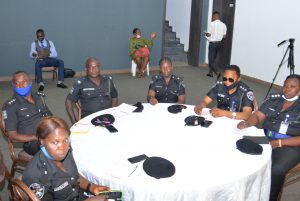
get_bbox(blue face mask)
[41,146,54,160]
[13,81,32,97]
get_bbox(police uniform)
[67,76,118,118]
[22,150,81,201]
[148,75,185,103]
[206,81,254,112]
[2,92,52,155]
[258,93,300,201]
[259,93,300,137]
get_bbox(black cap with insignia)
[91,114,115,126]
[167,104,187,114]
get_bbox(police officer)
[66,57,118,124]
[2,71,52,156]
[22,116,109,201]
[147,57,185,105]
[238,74,300,201]
[194,65,254,120]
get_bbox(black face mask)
[224,81,239,91]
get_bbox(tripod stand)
[265,38,295,99]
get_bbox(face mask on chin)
[136,35,141,39]
[13,81,32,97]
[282,94,299,102]
[224,81,239,91]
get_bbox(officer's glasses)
[223,77,235,83]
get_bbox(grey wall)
[0,0,164,77]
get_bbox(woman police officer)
[237,74,300,201]
[22,116,109,201]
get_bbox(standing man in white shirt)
[205,11,227,78]
[30,29,67,91]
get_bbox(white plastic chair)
[131,60,149,77]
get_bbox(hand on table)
[210,108,227,118]
[194,105,203,115]
[237,121,250,130]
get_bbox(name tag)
[82,88,95,91]
[54,181,69,192]
[279,122,289,134]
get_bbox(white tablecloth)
[71,103,271,201]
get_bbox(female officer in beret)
[22,116,109,201]
[237,74,300,201]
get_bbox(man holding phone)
[205,11,227,78]
[194,65,254,120]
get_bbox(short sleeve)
[109,79,118,98]
[259,98,272,115]
[206,84,219,100]
[148,76,157,91]
[178,79,185,96]
[66,80,81,102]
[2,103,17,131]
[241,90,254,108]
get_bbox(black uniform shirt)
[260,93,300,136]
[67,76,118,118]
[149,75,185,103]
[207,81,254,112]
[2,92,52,134]
[22,150,80,201]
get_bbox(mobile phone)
[128,154,149,164]
[105,125,118,133]
[201,120,213,128]
[243,136,269,144]
[97,190,122,200]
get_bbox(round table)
[71,103,271,201]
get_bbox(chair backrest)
[277,162,300,201]
[10,179,40,201]
[0,111,18,163]
[0,109,33,178]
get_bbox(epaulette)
[36,91,46,97]
[102,75,112,80]
[269,93,281,99]
[7,98,16,105]
[76,77,86,85]
[172,75,183,81]
[152,75,163,81]
[238,85,248,92]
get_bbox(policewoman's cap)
[236,138,263,155]
[143,157,175,179]
[132,102,144,112]
[167,104,187,114]
[184,115,205,126]
[91,114,115,126]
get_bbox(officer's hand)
[210,108,223,117]
[194,105,203,114]
[90,184,110,195]
[237,121,249,130]
[85,195,108,201]
[149,97,158,105]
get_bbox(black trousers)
[269,146,300,201]
[208,41,222,74]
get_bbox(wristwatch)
[232,112,237,119]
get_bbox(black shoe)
[206,73,213,77]
[57,83,67,88]
[38,85,44,92]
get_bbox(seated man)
[194,65,254,120]
[129,27,157,78]
[2,71,52,155]
[66,57,118,124]
[147,57,185,105]
[30,29,67,91]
